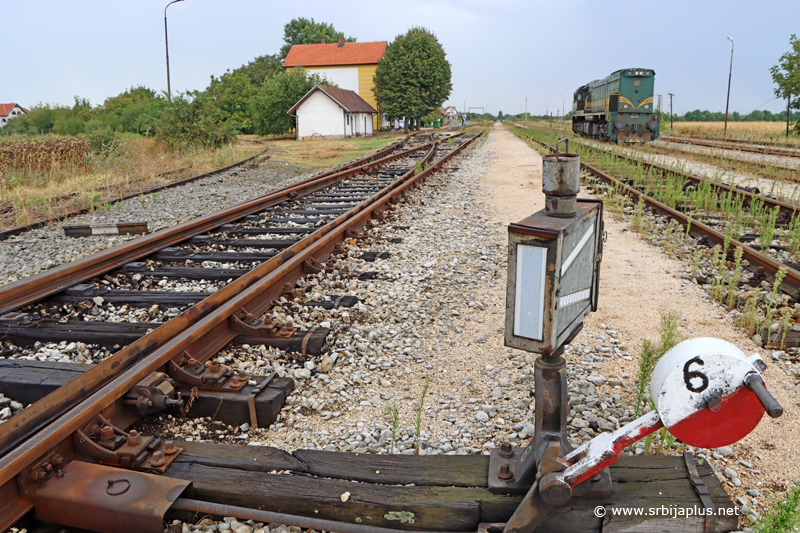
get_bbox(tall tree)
[279,18,355,60]
[373,27,452,133]
[770,34,800,134]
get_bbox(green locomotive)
[572,69,662,142]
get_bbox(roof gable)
[0,103,27,117]
[283,41,387,68]
[288,85,377,115]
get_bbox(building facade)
[0,103,29,128]
[283,39,387,129]
[288,85,376,141]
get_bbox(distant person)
[462,113,467,126]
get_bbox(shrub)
[87,125,121,156]
[156,92,235,151]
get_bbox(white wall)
[305,67,359,92]
[297,91,344,140]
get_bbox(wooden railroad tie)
[62,221,148,237]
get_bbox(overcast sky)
[5,0,798,117]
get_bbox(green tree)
[234,54,283,87]
[205,70,258,133]
[373,26,452,133]
[249,67,330,135]
[279,17,355,59]
[770,34,800,134]
[156,91,235,150]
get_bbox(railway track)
[0,131,484,530]
[509,124,800,309]
[661,134,800,159]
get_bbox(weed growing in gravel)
[753,481,800,533]
[630,310,682,455]
[413,376,431,455]
[383,402,400,454]
[762,266,788,342]
[727,246,744,309]
[630,199,646,232]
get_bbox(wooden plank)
[51,285,208,307]
[153,248,277,264]
[164,462,503,532]
[174,440,305,472]
[176,376,294,428]
[236,327,330,356]
[188,236,299,249]
[119,263,248,281]
[0,318,155,348]
[0,359,88,405]
[217,225,315,236]
[62,222,148,237]
[293,449,490,488]
[161,448,737,533]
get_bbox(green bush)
[156,92,235,151]
[87,125,121,156]
[54,115,85,136]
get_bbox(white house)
[0,103,29,128]
[288,85,377,141]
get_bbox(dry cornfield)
[671,121,799,145]
[0,138,90,174]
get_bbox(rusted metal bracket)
[684,451,716,533]
[167,351,247,392]
[230,309,297,339]
[121,372,185,416]
[16,448,69,498]
[248,373,276,429]
[72,414,183,474]
[281,282,300,300]
[303,257,324,274]
[32,460,192,533]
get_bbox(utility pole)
[545,101,548,118]
[724,36,734,138]
[559,95,564,120]
[788,94,792,139]
[668,93,675,130]
[164,0,185,103]
[525,97,528,121]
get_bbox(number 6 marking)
[683,356,709,393]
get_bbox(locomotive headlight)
[644,105,650,110]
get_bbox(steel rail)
[0,137,432,457]
[517,124,800,219]
[526,133,800,297]
[661,134,800,159]
[0,133,482,528]
[0,138,419,315]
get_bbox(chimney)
[321,39,326,44]
[338,37,344,47]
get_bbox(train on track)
[572,68,662,142]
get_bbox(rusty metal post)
[541,138,580,217]
[531,351,570,463]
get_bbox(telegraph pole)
[164,0,185,103]
[668,93,675,130]
[788,94,792,139]
[724,36,734,138]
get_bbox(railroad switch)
[491,140,783,533]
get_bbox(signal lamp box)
[504,199,604,355]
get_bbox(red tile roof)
[288,85,377,115]
[0,103,28,116]
[283,41,387,68]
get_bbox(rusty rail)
[0,138,419,314]
[526,133,800,298]
[662,134,800,159]
[0,131,483,530]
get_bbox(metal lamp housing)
[504,200,603,355]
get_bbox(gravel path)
[0,160,310,286]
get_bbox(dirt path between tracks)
[474,122,800,514]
